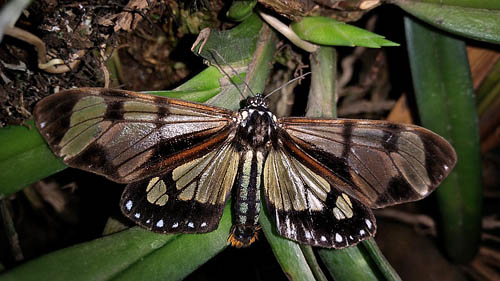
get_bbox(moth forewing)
[34,88,238,184]
[277,117,457,209]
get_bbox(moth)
[34,87,456,248]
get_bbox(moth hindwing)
[34,88,457,248]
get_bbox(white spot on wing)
[125,200,133,211]
[188,222,194,228]
[40,121,46,128]
[365,219,372,229]
[134,213,140,218]
[349,235,354,240]
[156,219,164,228]
[201,222,207,227]
[360,229,365,236]
[335,233,343,242]
[305,231,311,239]
[172,222,179,228]
[320,236,327,242]
[146,219,151,224]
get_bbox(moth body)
[229,96,276,247]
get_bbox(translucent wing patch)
[278,118,457,208]
[263,147,376,248]
[34,88,237,183]
[121,142,239,233]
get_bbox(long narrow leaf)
[405,16,482,263]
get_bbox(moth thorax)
[237,108,276,148]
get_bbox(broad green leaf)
[291,16,399,48]
[395,1,500,44]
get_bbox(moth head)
[244,94,269,110]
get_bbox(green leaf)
[0,205,232,281]
[0,121,66,197]
[147,66,223,103]
[291,17,399,48]
[405,16,482,263]
[318,246,379,281]
[395,1,500,44]
[259,209,317,280]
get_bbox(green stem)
[307,46,337,118]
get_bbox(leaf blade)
[291,17,399,48]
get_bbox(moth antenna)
[208,49,256,98]
[264,72,312,99]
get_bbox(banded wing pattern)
[263,146,376,248]
[121,142,239,233]
[34,88,237,183]
[278,118,457,208]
